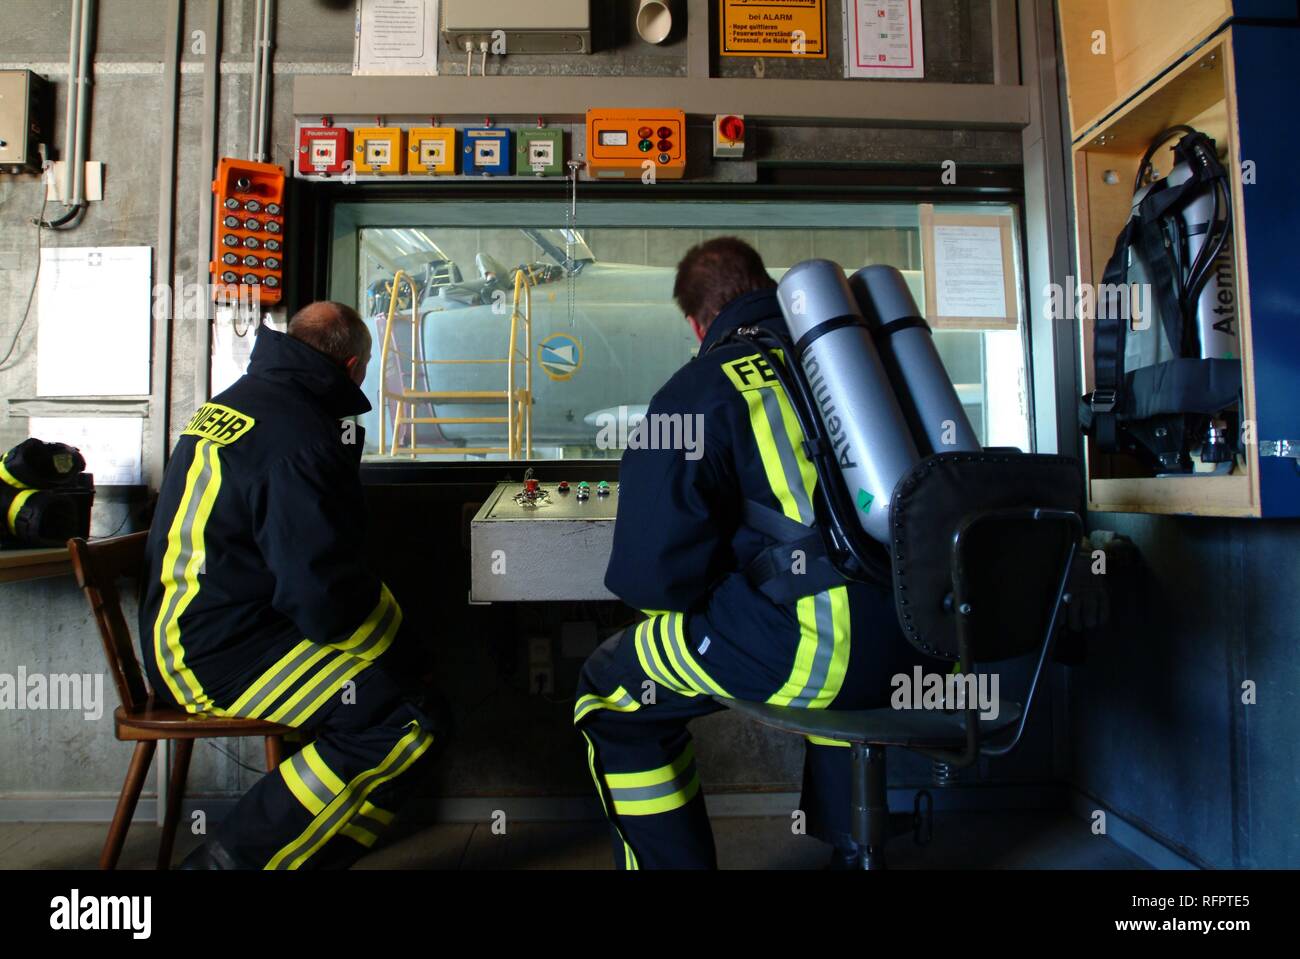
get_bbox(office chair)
[722,451,1084,869]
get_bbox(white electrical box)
[442,0,591,55]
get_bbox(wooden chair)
[68,532,290,870]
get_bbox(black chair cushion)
[889,452,1084,662]
[721,697,1022,749]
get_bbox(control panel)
[210,157,286,305]
[586,108,686,179]
[470,474,620,602]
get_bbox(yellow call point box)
[354,126,405,175]
[407,127,458,175]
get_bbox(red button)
[657,126,672,140]
[720,115,745,143]
[657,139,672,152]
[637,126,653,139]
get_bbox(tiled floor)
[0,810,1147,870]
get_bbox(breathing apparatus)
[710,260,979,596]
[1080,125,1241,474]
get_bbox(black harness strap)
[740,499,846,604]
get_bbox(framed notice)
[845,0,924,79]
[919,204,1017,330]
[720,0,827,59]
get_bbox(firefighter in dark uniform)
[140,301,436,870]
[574,238,919,869]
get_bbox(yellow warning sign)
[720,0,827,58]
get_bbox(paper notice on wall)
[28,416,143,486]
[36,246,152,397]
[845,0,924,79]
[353,0,439,76]
[932,226,1007,319]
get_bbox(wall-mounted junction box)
[442,0,591,55]
[0,70,52,175]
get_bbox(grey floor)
[0,810,1148,870]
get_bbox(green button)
[638,139,654,152]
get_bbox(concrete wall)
[0,0,1023,814]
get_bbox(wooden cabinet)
[1061,4,1300,517]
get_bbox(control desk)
[470,475,621,603]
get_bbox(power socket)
[529,664,554,695]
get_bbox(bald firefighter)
[140,302,436,869]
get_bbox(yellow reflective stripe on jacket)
[329,582,402,662]
[574,685,640,725]
[732,374,853,710]
[0,456,31,491]
[658,613,730,699]
[151,439,222,712]
[6,489,36,534]
[605,744,701,817]
[266,720,434,870]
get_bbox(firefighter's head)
[287,301,373,386]
[672,236,777,341]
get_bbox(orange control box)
[585,109,686,180]
[211,158,287,306]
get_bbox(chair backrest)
[67,533,151,714]
[889,451,1084,664]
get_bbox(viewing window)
[328,199,1031,461]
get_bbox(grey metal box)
[442,0,591,55]
[470,479,619,602]
[0,71,52,175]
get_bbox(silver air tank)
[776,259,920,543]
[850,265,981,456]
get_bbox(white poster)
[845,0,925,79]
[353,0,439,76]
[932,225,1007,319]
[36,246,152,397]
[28,416,143,486]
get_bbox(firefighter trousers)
[574,613,917,869]
[202,634,437,870]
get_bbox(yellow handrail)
[377,265,534,460]
[377,270,420,455]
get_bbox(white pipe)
[248,0,262,161]
[61,0,82,204]
[71,0,94,207]
[256,0,274,161]
[636,0,673,45]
